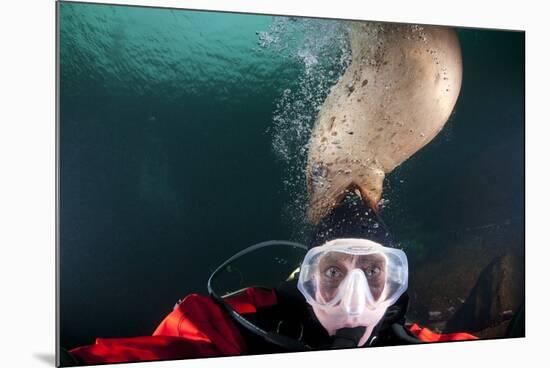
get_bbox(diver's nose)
[341,269,367,315]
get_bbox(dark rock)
[407,233,505,327]
[445,251,524,334]
[472,319,511,339]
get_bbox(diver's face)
[298,239,409,347]
[311,250,390,347]
[317,252,387,304]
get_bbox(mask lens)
[315,252,387,305]
[317,252,351,303]
[355,253,387,302]
[298,239,408,311]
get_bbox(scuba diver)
[62,200,478,366]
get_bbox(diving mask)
[297,238,408,346]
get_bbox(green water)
[59,1,524,349]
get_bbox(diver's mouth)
[341,322,367,329]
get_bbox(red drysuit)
[70,287,477,365]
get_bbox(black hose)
[331,326,367,348]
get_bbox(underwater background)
[59,2,524,349]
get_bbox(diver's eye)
[365,266,381,278]
[324,266,343,280]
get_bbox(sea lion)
[306,21,463,224]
